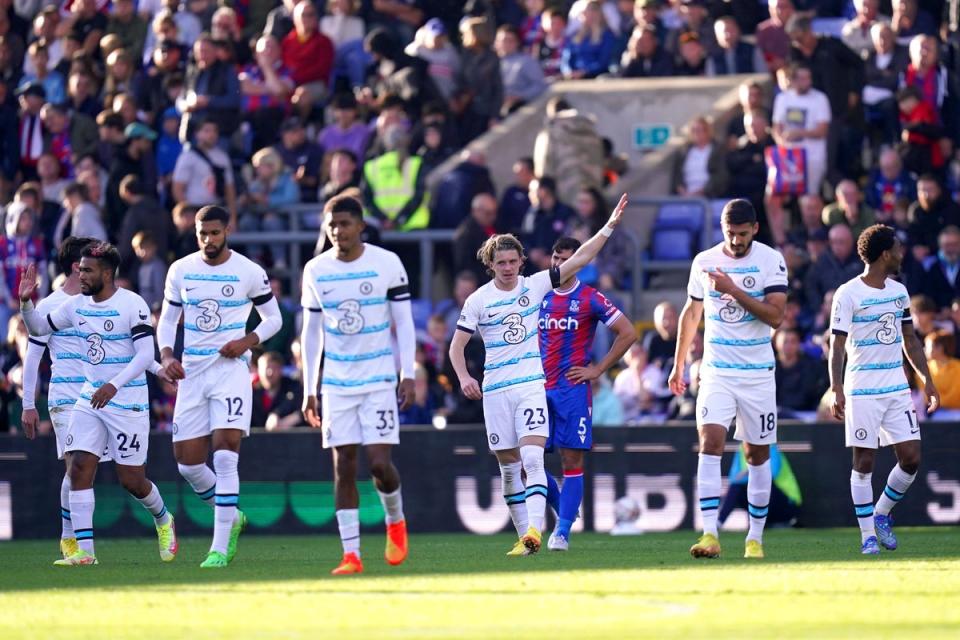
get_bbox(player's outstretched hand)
[90,383,118,410]
[567,364,601,385]
[607,193,628,228]
[303,395,322,428]
[21,408,39,440]
[161,355,186,381]
[18,263,38,302]
[925,381,940,414]
[397,378,415,410]
[460,376,482,401]
[830,387,845,421]
[668,365,686,396]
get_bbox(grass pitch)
[1,528,958,639]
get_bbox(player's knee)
[117,470,148,497]
[560,450,584,471]
[368,458,392,479]
[334,453,358,479]
[899,454,920,475]
[520,445,545,476]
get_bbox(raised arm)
[557,193,629,282]
[902,321,940,414]
[19,264,70,336]
[668,297,704,396]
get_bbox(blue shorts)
[546,385,592,451]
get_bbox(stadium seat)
[811,17,845,38]
[410,299,433,331]
[710,199,725,245]
[655,202,705,234]
[650,228,694,261]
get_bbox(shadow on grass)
[1,528,957,593]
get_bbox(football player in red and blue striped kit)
[539,237,637,550]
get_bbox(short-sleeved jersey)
[164,251,273,373]
[33,288,85,408]
[687,241,788,380]
[457,269,561,395]
[45,288,154,413]
[301,244,411,396]
[831,276,911,398]
[539,281,622,390]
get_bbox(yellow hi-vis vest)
[363,151,430,230]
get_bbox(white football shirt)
[301,244,411,396]
[33,288,85,408]
[164,250,273,373]
[687,241,788,381]
[45,288,154,413]
[831,276,911,398]
[457,268,561,394]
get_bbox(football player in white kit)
[829,224,939,554]
[449,193,628,556]
[669,199,788,560]
[19,243,178,566]
[21,237,172,561]
[157,205,282,568]
[301,195,417,575]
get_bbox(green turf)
[1,528,958,639]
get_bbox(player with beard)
[829,224,939,554]
[157,205,282,568]
[669,199,788,560]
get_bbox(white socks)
[60,474,73,539]
[850,470,875,542]
[135,482,171,526]
[875,464,916,516]
[697,453,722,537]
[178,462,217,507]
[336,509,360,555]
[70,488,95,555]
[520,446,548,532]
[500,461,528,536]
[211,450,239,555]
[377,487,405,525]
[746,460,772,543]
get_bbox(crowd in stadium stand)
[5,0,960,434]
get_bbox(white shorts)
[482,383,550,451]
[65,404,150,466]
[50,403,112,462]
[696,376,777,444]
[321,388,399,448]
[845,393,920,449]
[173,358,253,442]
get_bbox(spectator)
[36,153,68,203]
[533,96,604,206]
[118,173,170,271]
[591,372,625,426]
[0,79,17,201]
[520,175,575,270]
[865,147,916,220]
[642,301,678,370]
[428,147,494,230]
[435,271,480,339]
[907,174,960,253]
[251,351,304,431]
[54,181,107,246]
[19,41,65,106]
[155,107,182,201]
[451,18,502,143]
[530,5,567,80]
[899,35,960,152]
[495,24,547,117]
[171,201,198,259]
[106,0,147,58]
[14,182,61,256]
[404,18,460,106]
[179,33,241,142]
[453,192,498,285]
[756,0,795,74]
[102,48,136,105]
[725,77,767,152]
[362,125,429,231]
[862,22,909,152]
[66,70,101,120]
[710,16,762,75]
[922,225,960,308]
[774,327,828,414]
[68,0,107,59]
[318,148,361,212]
[273,116,323,205]
[239,34,295,154]
[898,86,945,175]
[360,28,441,121]
[671,115,727,198]
[210,5,250,67]
[842,0,889,57]
[891,0,937,44]
[17,81,46,181]
[567,185,633,290]
[620,24,674,77]
[240,146,299,268]
[613,342,655,423]
[105,121,158,232]
[318,92,371,170]
[805,223,861,305]
[171,118,237,227]
[726,109,773,220]
[673,30,709,76]
[922,330,960,408]
[398,362,435,425]
[665,0,716,56]
[24,8,61,77]
[247,276,297,356]
[499,156,534,234]
[910,293,939,339]
[822,179,877,241]
[264,0,300,42]
[134,38,184,129]
[131,230,165,309]
[0,201,46,341]
[561,0,616,79]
